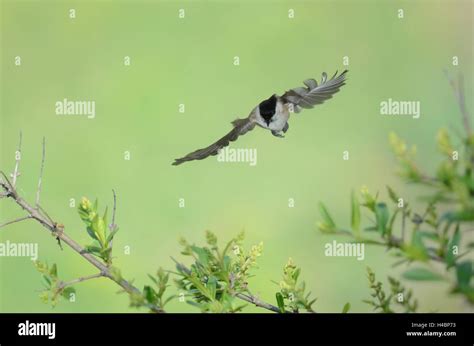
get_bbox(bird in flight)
[172,70,348,166]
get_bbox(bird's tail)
[172,118,255,166]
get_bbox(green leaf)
[163,295,177,306]
[418,231,439,241]
[292,268,301,282]
[276,292,285,313]
[190,246,209,266]
[375,203,389,235]
[86,226,99,241]
[34,261,48,275]
[360,186,377,211]
[100,247,112,262]
[402,268,444,281]
[386,186,399,204]
[318,202,336,231]
[187,275,212,300]
[61,287,76,299]
[403,231,429,261]
[78,209,92,226]
[387,208,400,238]
[147,274,158,285]
[49,264,58,278]
[442,211,474,222]
[91,214,107,247]
[103,207,108,225]
[84,245,102,256]
[106,227,119,244]
[351,191,360,235]
[43,275,51,287]
[143,285,157,304]
[207,276,217,300]
[205,231,218,246]
[437,128,454,155]
[223,255,231,272]
[186,300,206,310]
[446,226,461,268]
[456,261,472,289]
[342,302,351,313]
[307,298,317,310]
[39,291,49,304]
[350,239,386,245]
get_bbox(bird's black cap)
[259,94,277,125]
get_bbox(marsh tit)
[173,70,348,165]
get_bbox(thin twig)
[235,292,282,313]
[401,207,406,242]
[334,228,443,263]
[111,189,117,229]
[109,189,118,260]
[457,74,471,137]
[12,131,22,187]
[58,272,105,290]
[0,216,32,229]
[0,178,9,199]
[0,171,14,194]
[445,70,472,137]
[35,137,45,208]
[37,204,55,225]
[389,235,443,262]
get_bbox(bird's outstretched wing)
[172,118,256,165]
[282,70,348,113]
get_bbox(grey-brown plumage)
[172,118,256,166]
[281,70,348,112]
[172,70,348,166]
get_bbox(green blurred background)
[0,0,472,312]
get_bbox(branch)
[235,292,281,313]
[11,131,22,187]
[333,229,444,263]
[445,71,472,137]
[4,187,163,312]
[387,235,443,262]
[108,189,117,260]
[0,216,32,229]
[110,189,117,229]
[172,258,284,313]
[401,207,406,242]
[35,137,45,208]
[57,272,105,290]
[0,138,164,313]
[1,171,15,197]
